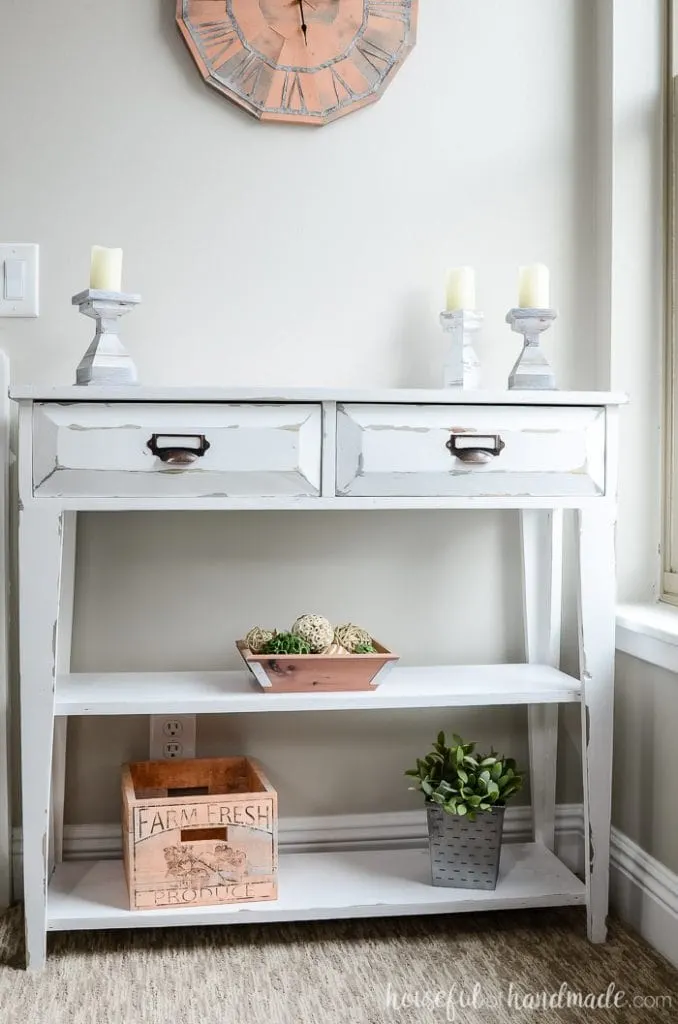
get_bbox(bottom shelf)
[48,843,585,931]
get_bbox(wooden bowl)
[236,640,399,693]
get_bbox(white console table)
[11,386,624,969]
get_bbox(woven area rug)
[0,904,675,1023]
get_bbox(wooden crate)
[236,640,399,693]
[122,756,277,911]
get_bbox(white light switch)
[0,244,39,317]
[4,259,26,301]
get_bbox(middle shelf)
[56,663,582,715]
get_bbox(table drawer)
[336,404,606,497]
[33,403,322,497]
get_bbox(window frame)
[663,7,678,602]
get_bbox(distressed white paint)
[16,808,678,966]
[25,494,622,513]
[0,351,10,909]
[11,386,628,405]
[336,403,606,497]
[18,505,63,969]
[56,663,583,716]
[51,512,77,870]
[46,844,584,932]
[506,308,558,390]
[439,310,483,390]
[14,390,620,965]
[577,505,617,943]
[320,401,338,497]
[521,510,563,852]
[32,403,323,498]
[72,290,140,386]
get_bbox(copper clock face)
[177,1,418,125]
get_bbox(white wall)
[0,0,597,824]
[601,0,666,603]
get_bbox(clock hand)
[297,0,308,45]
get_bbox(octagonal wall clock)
[177,1,418,125]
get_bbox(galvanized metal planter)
[426,805,505,890]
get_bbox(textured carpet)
[0,904,676,1023]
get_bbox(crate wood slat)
[236,640,399,692]
[122,757,277,911]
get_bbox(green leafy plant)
[405,733,523,821]
[260,631,311,655]
[353,643,376,653]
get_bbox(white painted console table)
[11,385,624,969]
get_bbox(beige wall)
[1,0,600,825]
[66,510,586,823]
[613,652,678,875]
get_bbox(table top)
[9,385,628,405]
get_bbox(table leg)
[521,510,563,852]
[577,506,616,943]
[19,506,63,969]
[50,512,77,869]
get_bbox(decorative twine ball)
[245,626,274,654]
[321,642,351,657]
[334,623,373,653]
[291,614,334,653]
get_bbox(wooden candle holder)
[506,308,557,390]
[73,289,141,386]
[439,310,483,390]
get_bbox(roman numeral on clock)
[222,51,268,102]
[281,72,307,114]
[367,0,410,21]
[195,20,239,69]
[330,68,356,105]
[355,37,395,76]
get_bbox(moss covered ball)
[333,623,373,653]
[291,614,334,653]
[245,626,274,653]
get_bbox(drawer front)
[33,403,322,497]
[336,404,606,497]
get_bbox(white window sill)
[616,602,678,673]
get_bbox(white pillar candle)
[445,266,476,311]
[90,246,123,292]
[518,263,550,308]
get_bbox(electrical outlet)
[150,715,196,760]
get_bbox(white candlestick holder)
[506,307,557,390]
[73,289,141,386]
[439,309,483,389]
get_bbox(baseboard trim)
[610,826,678,968]
[11,803,584,879]
[10,804,677,967]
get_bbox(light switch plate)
[0,243,39,317]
